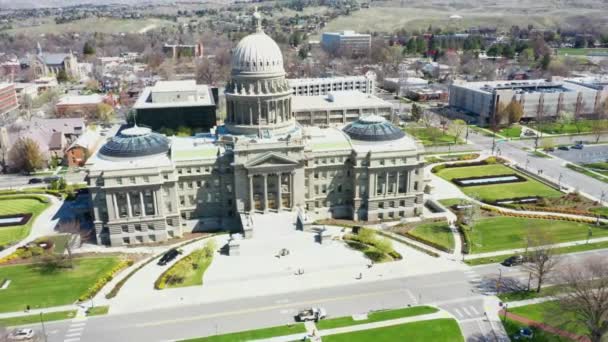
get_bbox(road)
[27,269,495,342]
[0,171,86,190]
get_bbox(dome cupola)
[99,126,170,159]
[343,115,405,142]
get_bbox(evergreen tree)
[56,69,68,83]
[83,41,95,55]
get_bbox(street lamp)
[39,312,48,342]
[525,159,530,170]
[497,268,503,295]
[558,173,563,190]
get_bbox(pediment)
[245,152,299,168]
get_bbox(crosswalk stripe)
[462,307,471,316]
[66,333,81,338]
[70,322,86,327]
[68,328,84,333]
[64,339,80,342]
[469,306,480,315]
[454,308,463,318]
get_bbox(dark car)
[557,146,570,151]
[502,255,525,267]
[158,248,181,266]
[571,143,584,150]
[543,147,555,152]
[513,327,534,340]
[28,178,43,184]
[43,176,61,184]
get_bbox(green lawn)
[510,301,588,336]
[590,207,608,216]
[86,305,109,316]
[0,257,120,313]
[566,163,608,184]
[583,162,608,176]
[316,306,438,330]
[159,243,215,289]
[405,127,461,146]
[0,195,51,247]
[532,119,608,135]
[502,318,570,342]
[179,323,306,342]
[466,239,608,265]
[409,223,455,252]
[436,164,562,202]
[0,310,76,327]
[465,216,608,254]
[498,126,522,138]
[323,318,463,342]
[557,48,608,56]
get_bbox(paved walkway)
[255,310,452,342]
[0,195,63,259]
[500,310,589,342]
[0,304,80,320]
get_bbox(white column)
[249,175,254,212]
[126,192,132,217]
[396,171,400,194]
[289,172,295,210]
[384,171,389,196]
[112,194,119,219]
[153,190,159,216]
[407,171,412,192]
[139,192,145,217]
[277,173,282,211]
[263,174,268,212]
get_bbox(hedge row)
[404,232,454,253]
[79,259,133,302]
[431,156,506,174]
[457,224,472,255]
[514,205,607,219]
[480,205,601,225]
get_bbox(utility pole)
[40,312,47,342]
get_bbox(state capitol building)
[86,11,425,246]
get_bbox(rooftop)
[151,80,198,93]
[453,79,599,94]
[133,82,215,109]
[288,75,372,86]
[292,91,392,111]
[56,94,104,106]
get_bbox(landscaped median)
[316,306,438,330]
[155,239,216,289]
[179,323,307,342]
[342,228,402,263]
[322,318,463,342]
[0,310,77,327]
[0,194,51,249]
[390,219,454,253]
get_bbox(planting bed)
[452,174,526,187]
[0,214,32,227]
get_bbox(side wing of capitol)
[86,12,426,246]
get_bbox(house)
[65,129,103,167]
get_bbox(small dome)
[343,115,405,142]
[100,126,170,158]
[231,10,284,75]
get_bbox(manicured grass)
[557,48,608,56]
[0,195,51,247]
[502,318,570,342]
[498,126,522,138]
[510,301,588,336]
[583,162,608,176]
[316,306,438,330]
[531,119,608,135]
[467,239,608,265]
[323,318,463,342]
[157,241,215,289]
[409,223,455,252]
[464,216,608,254]
[179,323,306,342]
[530,150,552,159]
[405,127,461,146]
[438,198,471,208]
[0,257,120,313]
[0,310,76,327]
[590,207,608,216]
[436,164,562,202]
[86,305,109,316]
[566,163,608,184]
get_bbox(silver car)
[8,328,35,341]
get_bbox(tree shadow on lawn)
[28,258,74,275]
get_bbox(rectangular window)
[129,177,135,184]
[179,196,185,206]
[163,174,169,180]
[144,190,155,215]
[123,237,130,244]
[149,235,156,242]
[379,202,384,209]
[414,181,419,191]
[400,200,405,207]
[121,225,128,233]
[143,176,149,183]
[148,224,154,230]
[116,178,123,185]
[135,224,141,231]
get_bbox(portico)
[248,171,294,213]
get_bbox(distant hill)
[0,0,222,9]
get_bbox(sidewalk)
[254,311,452,342]
[0,304,79,320]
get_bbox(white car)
[296,307,327,322]
[8,328,35,341]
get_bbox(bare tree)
[523,230,560,293]
[448,119,467,143]
[8,137,46,173]
[559,256,608,342]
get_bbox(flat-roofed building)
[288,75,375,96]
[321,30,371,56]
[292,91,393,126]
[55,94,106,119]
[449,78,608,125]
[133,80,218,132]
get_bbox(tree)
[56,69,68,83]
[8,138,46,173]
[505,99,524,124]
[195,58,220,85]
[558,256,608,342]
[405,37,417,54]
[523,230,560,293]
[591,119,608,143]
[448,119,467,143]
[410,103,422,121]
[96,103,115,124]
[83,41,96,56]
[494,101,508,127]
[540,53,552,71]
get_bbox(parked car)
[523,130,536,137]
[543,147,555,152]
[502,255,525,267]
[158,248,181,266]
[28,178,43,184]
[571,143,584,150]
[557,146,570,151]
[512,327,534,340]
[8,328,35,341]
[296,307,327,322]
[43,176,61,184]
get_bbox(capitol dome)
[231,10,284,75]
[99,126,170,159]
[343,115,405,142]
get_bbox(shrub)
[79,259,131,302]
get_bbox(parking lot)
[551,144,608,164]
